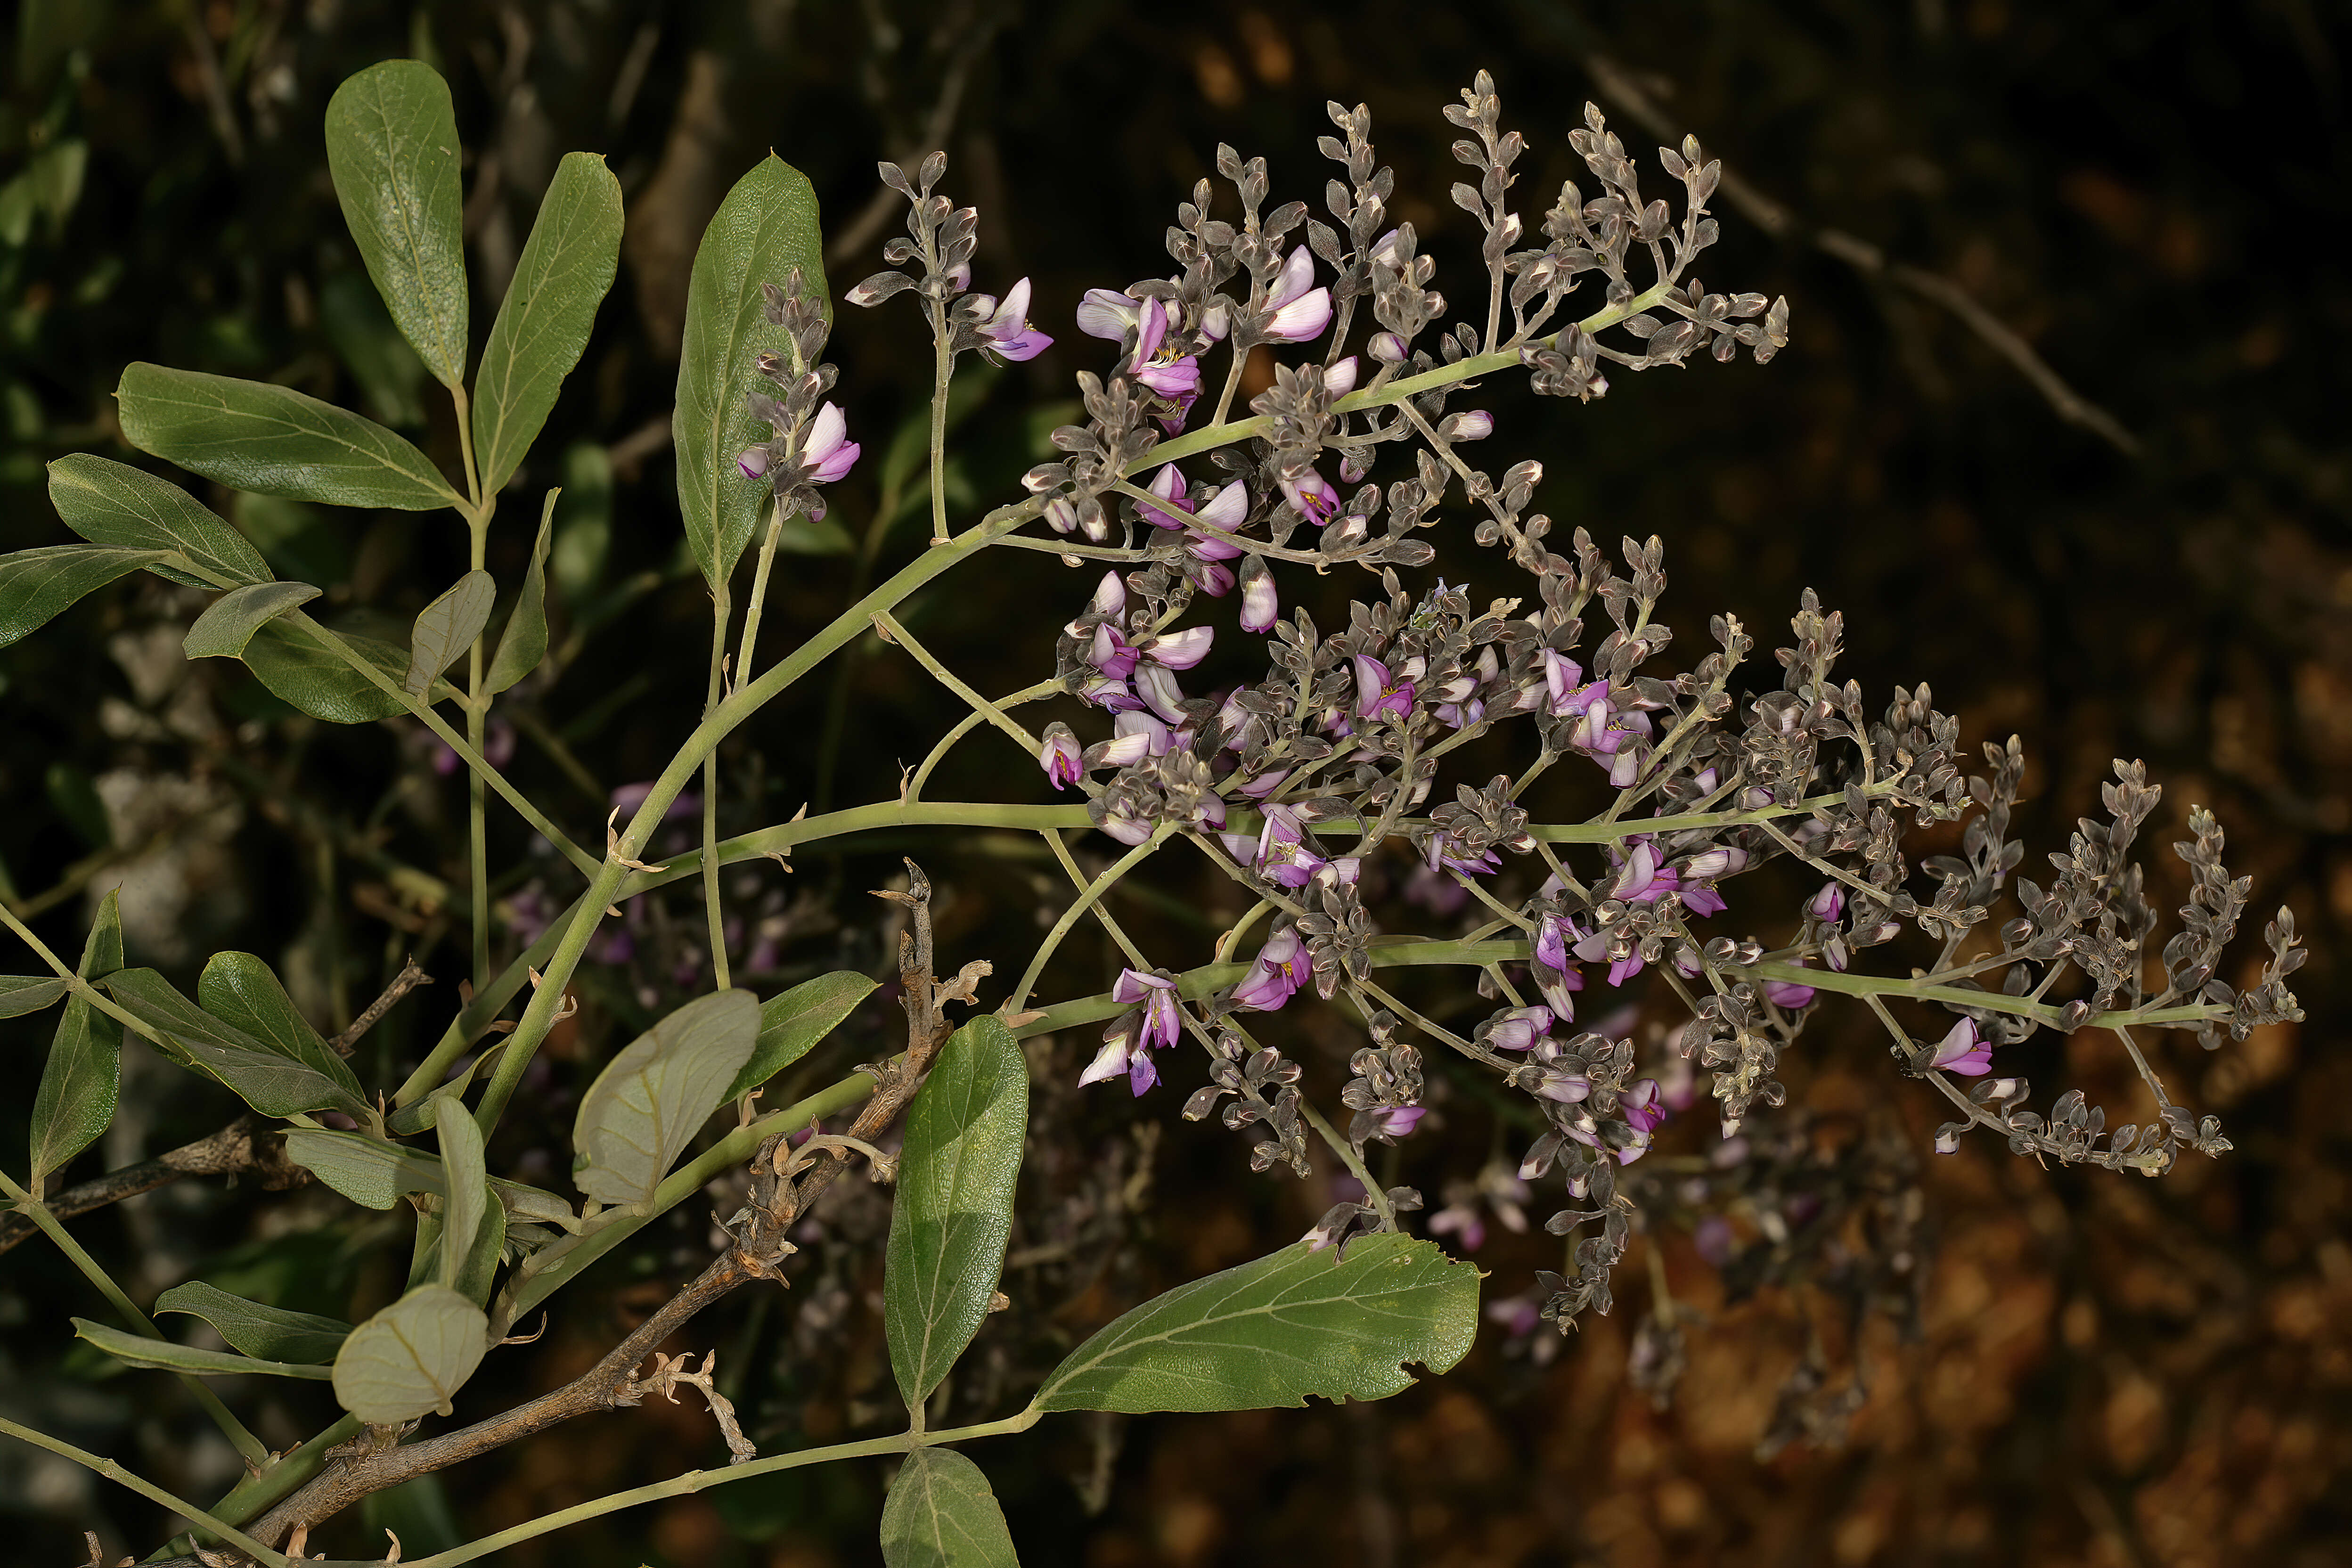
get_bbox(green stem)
[1745,959,2220,1033]
[927,325,954,544]
[873,611,1042,752]
[466,515,490,990]
[703,586,734,991]
[1007,826,1171,1014]
[0,1168,269,1467]
[0,1414,287,1568]
[283,609,596,878]
[205,1415,362,1531]
[402,1408,1042,1568]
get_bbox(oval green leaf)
[725,969,878,1102]
[241,616,412,724]
[332,1284,488,1423]
[183,581,321,660]
[884,1015,1027,1410]
[116,363,461,512]
[474,152,623,494]
[28,889,124,1187]
[324,60,470,388]
[0,976,72,1019]
[197,950,362,1100]
[154,1281,351,1364]
[484,492,556,695]
[674,155,826,588]
[1031,1233,1479,1415]
[74,1317,335,1381]
[46,454,272,587]
[878,1448,1020,1568]
[0,545,178,649]
[572,988,760,1210]
[405,569,495,696]
[105,967,371,1122]
[282,1127,425,1210]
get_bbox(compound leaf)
[1031,1233,1478,1415]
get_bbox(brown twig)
[329,957,432,1056]
[1579,52,2141,457]
[244,861,973,1553]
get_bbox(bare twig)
[1579,52,2140,457]
[0,1119,308,1258]
[329,957,433,1056]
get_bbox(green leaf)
[725,970,878,1101]
[153,1281,351,1364]
[331,1284,488,1422]
[452,1186,506,1303]
[473,152,623,494]
[320,270,431,428]
[484,493,556,695]
[182,581,321,660]
[572,988,760,1209]
[674,155,826,588]
[878,1448,1021,1568]
[1031,1234,1478,1415]
[0,976,71,1018]
[282,1128,431,1210]
[115,363,462,512]
[74,1317,335,1381]
[405,569,495,696]
[28,890,124,1187]
[884,1016,1028,1410]
[323,60,469,388]
[240,617,412,724]
[46,454,272,587]
[434,1091,489,1293]
[197,951,364,1102]
[105,968,373,1122]
[0,545,177,649]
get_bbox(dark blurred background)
[3,1,2349,1564]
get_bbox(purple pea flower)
[1115,968,1183,1051]
[1256,804,1326,889]
[1233,927,1310,1013]
[1810,882,1847,923]
[1323,356,1360,398]
[736,446,770,481]
[1369,1104,1427,1139]
[1424,829,1502,878]
[1762,959,1818,1010]
[1280,468,1340,525]
[1138,464,1194,530]
[1260,246,1333,342]
[1239,557,1278,633]
[801,402,860,484]
[1927,1017,1994,1076]
[1353,654,1415,722]
[1485,1006,1553,1052]
[969,277,1052,362]
[1037,724,1083,789]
